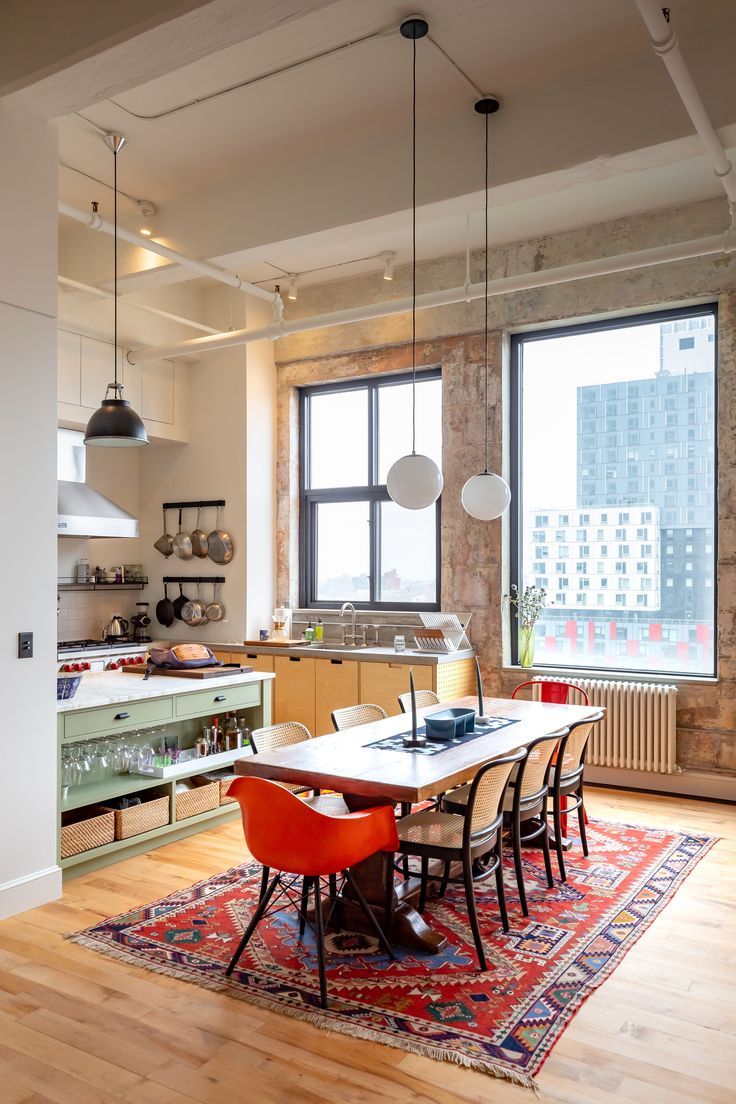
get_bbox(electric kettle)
[103,615,129,640]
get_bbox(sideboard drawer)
[174,681,261,719]
[63,697,173,740]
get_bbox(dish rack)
[413,613,471,653]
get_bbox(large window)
[300,371,441,609]
[511,305,716,676]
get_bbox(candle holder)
[475,656,490,723]
[402,668,427,747]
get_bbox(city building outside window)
[511,304,716,675]
[300,370,441,609]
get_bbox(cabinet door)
[58,330,81,406]
[273,656,315,734]
[211,650,233,664]
[243,653,275,674]
[315,658,359,736]
[359,661,434,717]
[142,358,174,424]
[80,336,122,409]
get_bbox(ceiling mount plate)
[400,16,429,40]
[475,96,501,115]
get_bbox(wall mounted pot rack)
[163,576,226,585]
[163,499,226,510]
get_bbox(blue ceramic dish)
[425,707,476,741]
[57,675,82,701]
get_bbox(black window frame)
[509,303,718,678]
[299,368,442,611]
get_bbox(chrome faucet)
[340,602,357,646]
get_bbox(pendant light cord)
[411,32,417,455]
[484,110,489,473]
[113,145,119,391]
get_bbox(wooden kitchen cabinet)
[359,661,433,717]
[242,653,276,674]
[315,657,359,736]
[273,655,316,733]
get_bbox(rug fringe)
[66,932,538,1091]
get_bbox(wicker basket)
[176,781,219,821]
[60,807,115,859]
[103,794,170,840]
[218,777,238,806]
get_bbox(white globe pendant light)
[462,470,511,520]
[460,97,509,521]
[388,452,444,510]
[386,18,443,511]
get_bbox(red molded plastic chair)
[226,776,398,1008]
[512,680,590,836]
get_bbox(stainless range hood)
[57,429,139,538]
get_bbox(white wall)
[0,102,61,917]
[139,287,276,643]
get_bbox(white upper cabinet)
[79,336,123,409]
[58,330,81,406]
[58,328,187,442]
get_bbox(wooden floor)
[0,788,734,1104]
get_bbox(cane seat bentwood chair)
[547,716,602,880]
[225,777,397,1008]
[331,703,388,731]
[397,689,440,713]
[511,680,594,841]
[393,748,526,970]
[443,731,566,916]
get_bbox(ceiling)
[57,0,736,294]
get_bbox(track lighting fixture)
[136,199,156,238]
[380,251,396,281]
[287,274,298,301]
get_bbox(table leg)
[333,793,448,954]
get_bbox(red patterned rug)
[71,819,715,1089]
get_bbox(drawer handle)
[214,694,226,702]
[114,711,130,720]
[289,657,301,663]
[246,654,257,659]
[331,659,343,665]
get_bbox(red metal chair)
[511,680,591,839]
[225,777,398,1008]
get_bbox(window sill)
[501,664,718,686]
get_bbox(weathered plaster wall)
[275,197,736,775]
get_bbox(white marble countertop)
[57,669,273,713]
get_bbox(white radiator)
[532,676,678,774]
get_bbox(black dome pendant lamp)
[84,133,148,448]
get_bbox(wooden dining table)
[234,694,603,952]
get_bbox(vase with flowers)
[505,583,548,668]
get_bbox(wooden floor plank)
[0,787,733,1104]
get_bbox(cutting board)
[121,664,253,679]
[242,639,305,648]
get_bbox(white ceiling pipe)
[633,0,736,207]
[58,200,278,303]
[58,276,220,334]
[127,227,736,364]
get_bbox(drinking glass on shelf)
[90,740,111,782]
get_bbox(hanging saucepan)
[191,506,209,559]
[205,581,225,623]
[155,582,175,627]
[173,583,188,621]
[181,583,208,627]
[207,505,234,564]
[154,508,174,558]
[173,508,193,560]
